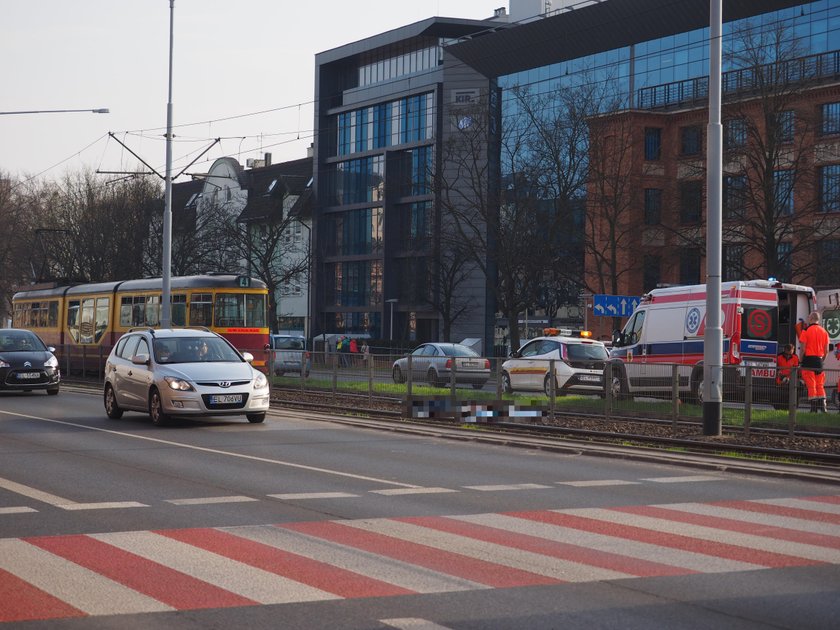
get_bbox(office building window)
[821,102,840,136]
[774,170,794,215]
[679,248,701,285]
[643,255,660,292]
[679,180,703,224]
[816,239,840,286]
[779,110,795,143]
[820,164,840,213]
[725,118,747,148]
[680,125,702,156]
[723,175,746,220]
[644,128,661,161]
[776,242,792,282]
[722,244,743,281]
[644,188,662,225]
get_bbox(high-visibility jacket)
[796,322,829,360]
[776,352,799,384]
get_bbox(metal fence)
[54,343,840,435]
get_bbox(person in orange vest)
[795,311,830,413]
[775,343,799,387]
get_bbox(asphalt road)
[1,387,839,628]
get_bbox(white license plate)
[459,360,480,368]
[16,372,40,380]
[579,374,601,382]
[210,394,243,404]
[751,368,776,378]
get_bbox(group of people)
[776,311,835,413]
[335,336,369,367]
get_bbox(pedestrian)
[338,335,349,367]
[775,343,799,386]
[795,311,830,412]
[361,340,370,368]
[349,337,358,367]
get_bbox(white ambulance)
[607,280,815,406]
[816,289,840,406]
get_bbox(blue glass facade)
[499,2,838,114]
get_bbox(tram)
[12,274,270,374]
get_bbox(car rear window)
[441,345,479,357]
[275,337,304,350]
[565,343,609,361]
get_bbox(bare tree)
[721,20,840,283]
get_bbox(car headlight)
[44,355,59,368]
[164,376,194,391]
[253,372,268,390]
[0,359,9,368]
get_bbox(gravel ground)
[271,388,840,457]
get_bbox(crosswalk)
[1,494,839,623]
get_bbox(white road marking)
[660,502,840,536]
[165,495,258,505]
[0,506,37,514]
[0,539,173,615]
[268,492,359,500]
[0,475,75,506]
[462,483,552,491]
[91,530,337,605]
[557,480,641,487]
[381,619,454,630]
[370,487,458,496]
[0,409,420,489]
[60,501,147,510]
[642,475,723,483]
[754,497,840,515]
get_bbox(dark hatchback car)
[0,329,60,395]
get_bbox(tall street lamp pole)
[161,0,175,328]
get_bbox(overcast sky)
[1,0,500,183]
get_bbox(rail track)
[269,386,840,466]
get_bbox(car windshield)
[154,337,241,363]
[0,332,45,352]
[566,343,609,361]
[275,337,304,350]
[440,345,479,357]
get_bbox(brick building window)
[679,248,701,285]
[821,102,840,136]
[723,175,746,220]
[816,239,840,286]
[725,118,747,149]
[643,255,661,292]
[722,244,743,281]
[679,181,703,224]
[644,128,661,161]
[820,164,840,213]
[680,126,702,156]
[644,188,662,225]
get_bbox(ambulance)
[816,289,840,407]
[607,280,815,405]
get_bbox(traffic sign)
[592,294,639,317]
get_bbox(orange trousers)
[801,369,826,399]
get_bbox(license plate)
[751,368,776,378]
[210,394,243,405]
[459,360,480,368]
[579,374,601,382]
[16,372,40,380]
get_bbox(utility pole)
[161,0,175,327]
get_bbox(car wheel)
[610,368,630,401]
[246,413,265,423]
[392,365,404,384]
[104,384,123,419]
[690,368,704,406]
[274,370,285,377]
[502,371,513,394]
[149,388,169,426]
[543,374,556,398]
[427,368,441,388]
[47,386,59,396]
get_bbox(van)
[816,289,840,406]
[268,334,310,377]
[608,280,815,405]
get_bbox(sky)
[1,0,501,184]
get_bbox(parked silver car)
[392,342,490,389]
[267,334,310,377]
[103,328,270,425]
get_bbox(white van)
[608,280,815,405]
[816,289,840,406]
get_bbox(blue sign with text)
[593,294,639,317]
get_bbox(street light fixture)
[386,298,398,342]
[0,108,109,115]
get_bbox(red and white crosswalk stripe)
[1,494,838,623]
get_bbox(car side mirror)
[131,353,150,365]
[242,351,255,363]
[47,346,56,353]
[263,343,271,351]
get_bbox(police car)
[501,328,609,396]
